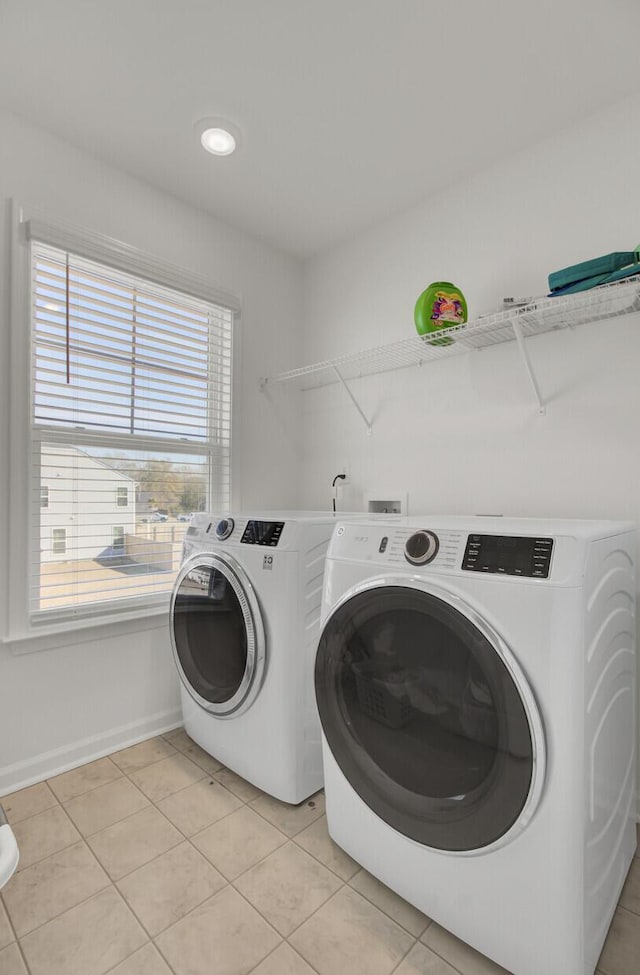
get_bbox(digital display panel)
[240,520,285,547]
[462,534,553,578]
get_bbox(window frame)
[116,486,129,508]
[51,528,67,555]
[40,485,49,508]
[6,202,242,650]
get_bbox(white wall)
[301,92,640,519]
[0,110,302,793]
[300,92,640,806]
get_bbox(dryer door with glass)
[315,579,545,853]
[171,553,265,717]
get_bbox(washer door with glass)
[315,580,545,853]
[171,553,265,717]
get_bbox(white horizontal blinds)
[30,242,233,618]
[32,245,232,439]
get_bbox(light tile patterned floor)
[0,731,638,975]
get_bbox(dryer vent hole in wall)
[369,500,402,514]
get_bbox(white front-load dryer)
[314,517,637,975]
[170,511,371,804]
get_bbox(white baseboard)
[0,707,183,796]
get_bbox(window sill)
[3,605,170,656]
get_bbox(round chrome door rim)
[318,573,547,857]
[170,551,266,718]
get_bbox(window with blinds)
[30,241,233,620]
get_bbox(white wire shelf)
[261,275,640,430]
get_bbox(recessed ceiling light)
[201,127,236,156]
[195,117,241,157]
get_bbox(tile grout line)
[283,824,432,939]
[17,737,425,969]
[147,880,285,973]
[243,940,289,975]
[174,782,433,973]
[123,762,333,955]
[115,752,232,816]
[274,877,425,973]
[151,931,180,975]
[0,779,58,811]
[9,737,430,972]
[188,827,287,886]
[15,884,121,971]
[101,939,173,975]
[115,748,261,857]
[342,875,432,941]
[105,886,181,975]
[387,934,421,975]
[126,739,556,974]
[2,896,34,975]
[80,801,162,849]
[115,755,208,794]
[8,737,312,973]
[281,879,420,975]
[241,795,326,843]
[111,740,333,886]
[46,757,124,804]
[289,832,358,884]
[120,792,344,970]
[48,737,284,971]
[261,874,348,944]
[420,940,487,975]
[4,836,112,942]
[613,903,640,921]
[1,787,60,815]
[10,800,83,877]
[246,937,324,975]
[71,742,222,852]
[7,732,640,975]
[4,751,180,951]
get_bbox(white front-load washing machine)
[170,511,364,804]
[314,517,636,975]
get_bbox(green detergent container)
[414,281,467,346]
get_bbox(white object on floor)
[0,805,19,888]
[315,516,637,975]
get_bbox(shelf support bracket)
[511,320,546,415]
[333,366,373,435]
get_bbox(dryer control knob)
[215,518,234,540]
[404,530,439,565]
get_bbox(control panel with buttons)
[240,520,285,547]
[462,534,554,578]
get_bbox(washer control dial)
[404,530,439,565]
[215,518,234,540]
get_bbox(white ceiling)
[1,0,639,258]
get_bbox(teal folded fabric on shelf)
[549,247,640,292]
[549,262,640,297]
